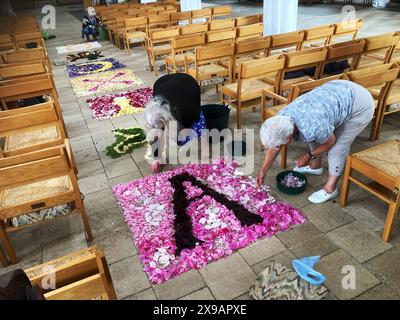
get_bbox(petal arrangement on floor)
[66,58,126,78]
[69,68,143,97]
[86,87,153,119]
[56,41,102,54]
[113,160,306,284]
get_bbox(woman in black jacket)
[145,73,205,173]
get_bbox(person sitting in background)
[82,7,102,42]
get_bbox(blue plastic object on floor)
[292,256,326,286]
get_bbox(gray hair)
[260,116,294,149]
[144,95,175,130]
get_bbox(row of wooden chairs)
[217,32,399,130]
[145,19,366,76]
[0,58,94,267]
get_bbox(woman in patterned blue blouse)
[256,80,375,204]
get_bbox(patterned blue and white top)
[279,80,355,144]
[177,111,206,146]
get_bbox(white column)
[263,0,298,36]
[180,0,202,12]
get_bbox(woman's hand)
[151,160,161,174]
[255,169,266,189]
[295,153,311,168]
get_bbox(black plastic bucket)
[201,104,230,132]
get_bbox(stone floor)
[1,1,400,300]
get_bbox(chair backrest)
[283,47,328,70]
[0,144,71,189]
[212,5,232,19]
[172,33,206,53]
[0,60,48,79]
[206,28,236,46]
[301,24,335,48]
[235,14,262,27]
[14,31,44,49]
[170,11,191,25]
[239,55,285,82]
[236,23,264,41]
[344,63,400,89]
[195,43,235,64]
[270,30,305,53]
[147,13,171,28]
[149,27,179,44]
[0,101,62,136]
[25,246,116,300]
[124,16,147,31]
[180,22,208,36]
[0,34,15,51]
[208,18,235,32]
[234,37,271,58]
[332,19,364,41]
[4,48,47,64]
[192,8,212,22]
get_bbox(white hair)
[87,7,96,16]
[260,116,294,149]
[144,95,175,130]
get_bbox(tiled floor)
[1,1,400,300]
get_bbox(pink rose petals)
[113,160,306,284]
[86,87,153,120]
[280,173,306,188]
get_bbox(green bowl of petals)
[276,171,307,195]
[87,53,98,60]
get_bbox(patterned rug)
[113,160,305,284]
[56,41,102,54]
[70,69,143,97]
[86,87,153,119]
[66,58,126,78]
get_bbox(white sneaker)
[293,166,324,176]
[308,189,339,204]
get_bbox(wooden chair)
[301,24,335,49]
[211,5,232,20]
[165,33,206,74]
[260,74,344,168]
[13,31,46,49]
[235,14,262,27]
[206,28,236,47]
[343,63,400,141]
[146,27,180,75]
[318,38,366,78]
[340,140,400,242]
[331,19,364,43]
[191,8,212,24]
[25,246,117,300]
[208,18,235,32]
[236,23,264,42]
[0,74,59,111]
[180,22,208,36]
[120,16,147,55]
[269,30,305,55]
[0,100,68,158]
[365,62,400,141]
[356,32,400,69]
[0,60,50,79]
[277,47,328,94]
[0,143,94,265]
[170,11,191,26]
[186,43,234,89]
[232,37,271,79]
[222,55,285,129]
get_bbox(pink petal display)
[86,87,153,120]
[113,160,306,284]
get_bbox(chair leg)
[339,156,353,208]
[0,220,18,264]
[280,144,288,169]
[78,200,94,242]
[237,103,242,129]
[381,185,400,242]
[0,246,8,267]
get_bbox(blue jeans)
[83,28,97,36]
